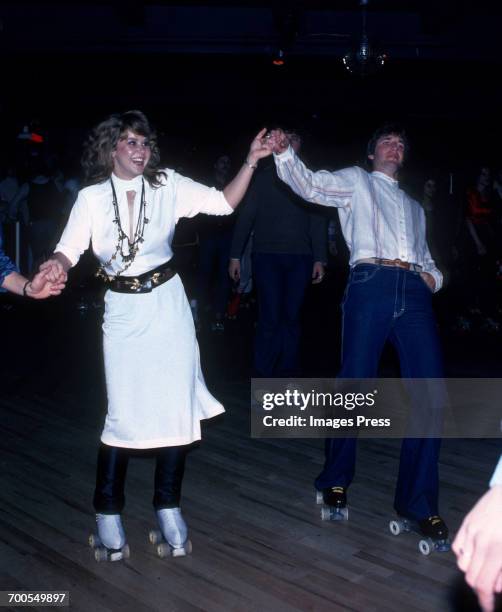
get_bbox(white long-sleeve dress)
[56,170,233,448]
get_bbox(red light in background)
[272,49,285,66]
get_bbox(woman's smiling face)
[112,130,152,180]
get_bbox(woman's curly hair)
[81,110,165,187]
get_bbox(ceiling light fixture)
[342,0,387,76]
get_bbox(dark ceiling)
[2,2,501,60]
[1,2,502,171]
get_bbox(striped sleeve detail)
[281,160,353,205]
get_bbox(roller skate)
[149,508,192,558]
[316,486,349,521]
[88,514,130,562]
[389,514,450,556]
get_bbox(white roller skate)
[89,514,130,562]
[149,508,192,558]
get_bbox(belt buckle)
[393,259,408,270]
[129,277,142,292]
[380,258,396,267]
[133,278,152,292]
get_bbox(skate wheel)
[185,539,192,555]
[89,534,101,548]
[149,529,162,545]
[389,520,403,536]
[157,542,171,558]
[121,544,130,559]
[316,491,324,505]
[94,547,108,562]
[419,538,433,556]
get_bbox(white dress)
[56,170,233,448]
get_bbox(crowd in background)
[1,119,502,343]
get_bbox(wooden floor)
[0,295,500,612]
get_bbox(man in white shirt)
[453,456,502,612]
[267,124,448,542]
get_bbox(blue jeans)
[253,252,312,377]
[315,264,444,520]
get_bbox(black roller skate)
[316,486,349,521]
[389,514,450,555]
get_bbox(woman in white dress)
[41,110,271,561]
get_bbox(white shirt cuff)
[430,269,443,293]
[273,146,295,163]
[54,244,79,268]
[489,455,502,487]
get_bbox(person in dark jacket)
[229,131,327,377]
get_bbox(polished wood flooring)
[0,293,500,612]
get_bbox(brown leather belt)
[108,260,176,294]
[355,257,422,272]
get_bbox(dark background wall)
[2,2,501,187]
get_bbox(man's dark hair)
[366,122,409,161]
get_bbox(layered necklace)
[96,176,149,280]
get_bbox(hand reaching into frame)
[452,485,502,612]
[25,268,66,299]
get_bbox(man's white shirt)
[273,146,442,291]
